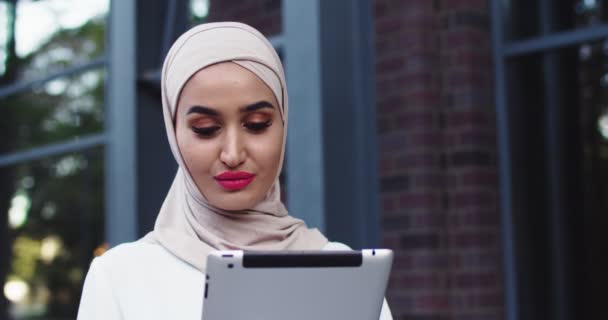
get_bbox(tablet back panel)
[202,249,392,320]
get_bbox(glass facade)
[496,1,608,319]
[506,0,608,41]
[0,0,108,318]
[4,148,104,319]
[0,69,105,153]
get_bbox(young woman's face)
[175,62,284,211]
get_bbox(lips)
[214,171,256,190]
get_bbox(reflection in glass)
[190,0,209,25]
[506,0,608,41]
[576,38,608,319]
[0,68,105,154]
[0,0,109,83]
[2,147,104,319]
[507,40,608,318]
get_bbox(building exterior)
[0,0,606,319]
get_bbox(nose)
[219,127,246,168]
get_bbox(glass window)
[2,147,105,319]
[506,42,608,319]
[1,68,105,154]
[506,0,608,41]
[0,0,108,84]
[190,0,209,25]
[0,1,109,319]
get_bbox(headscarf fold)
[141,22,327,271]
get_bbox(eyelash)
[192,120,272,137]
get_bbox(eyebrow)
[187,106,219,116]
[240,101,275,112]
[186,101,275,116]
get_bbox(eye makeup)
[186,102,276,138]
[244,119,272,133]
[192,125,221,137]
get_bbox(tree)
[1,1,106,318]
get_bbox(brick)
[447,111,488,127]
[391,0,435,14]
[381,194,397,212]
[443,11,489,29]
[375,1,389,17]
[451,292,503,310]
[376,16,403,34]
[411,212,445,228]
[457,251,502,269]
[396,273,444,289]
[395,72,436,91]
[383,295,415,312]
[410,132,443,147]
[400,193,438,208]
[450,191,494,208]
[207,0,281,35]
[460,211,500,227]
[397,315,446,320]
[405,53,440,71]
[446,69,489,88]
[392,252,414,269]
[454,52,492,68]
[378,117,393,134]
[443,30,487,48]
[395,153,440,170]
[458,131,496,146]
[450,231,498,248]
[404,91,442,108]
[461,171,497,186]
[382,234,400,248]
[447,91,493,109]
[443,0,489,11]
[401,233,440,250]
[453,272,498,289]
[412,253,448,269]
[398,32,438,51]
[413,174,445,189]
[395,112,437,129]
[380,158,393,175]
[378,94,406,113]
[377,56,406,73]
[380,133,408,152]
[449,150,492,167]
[383,215,412,230]
[381,174,411,192]
[416,294,449,310]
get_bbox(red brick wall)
[376,0,503,319]
[205,0,281,36]
[206,1,503,319]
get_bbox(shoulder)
[79,242,205,319]
[90,240,199,285]
[322,241,352,251]
[94,241,169,270]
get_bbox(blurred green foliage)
[0,1,107,319]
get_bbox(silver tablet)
[202,249,393,320]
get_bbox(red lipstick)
[214,171,256,190]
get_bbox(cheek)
[249,126,284,174]
[176,126,215,175]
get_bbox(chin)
[210,193,260,211]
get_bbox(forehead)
[178,62,278,112]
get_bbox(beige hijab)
[141,22,328,271]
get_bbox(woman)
[77,22,392,319]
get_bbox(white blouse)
[77,241,393,320]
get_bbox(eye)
[192,126,221,137]
[244,120,272,133]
